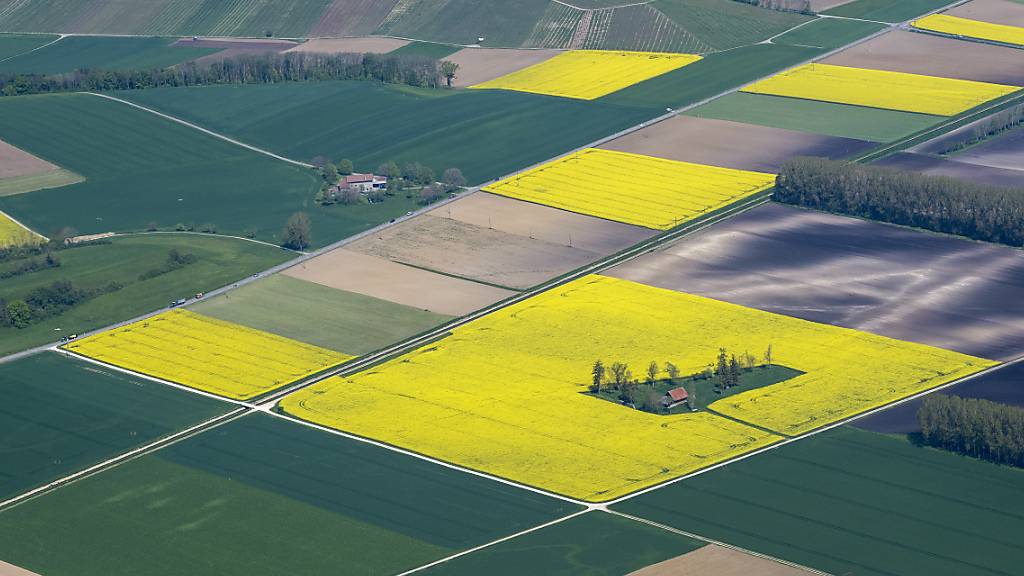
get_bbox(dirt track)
[628,545,815,576]
[446,48,561,86]
[823,30,1024,86]
[948,0,1024,26]
[0,139,57,179]
[282,248,515,316]
[286,37,409,54]
[0,560,42,576]
[601,115,873,172]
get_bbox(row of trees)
[775,157,1024,247]
[733,0,813,14]
[936,104,1024,155]
[918,395,1024,468]
[0,51,449,97]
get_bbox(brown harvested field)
[628,545,815,576]
[809,0,856,10]
[174,37,297,65]
[286,37,410,54]
[309,0,401,36]
[947,0,1024,27]
[952,127,1024,171]
[0,560,42,576]
[873,151,1024,188]
[428,192,656,255]
[600,115,874,173]
[822,30,1024,86]
[447,48,562,87]
[605,202,1024,361]
[0,139,57,179]
[348,214,606,289]
[282,248,515,316]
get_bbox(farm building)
[661,387,689,409]
[341,173,387,192]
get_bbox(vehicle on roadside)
[170,298,187,307]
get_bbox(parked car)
[170,298,187,307]
[67,334,78,341]
[195,292,204,299]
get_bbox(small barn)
[660,386,689,409]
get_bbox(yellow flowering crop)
[0,212,43,248]
[483,148,775,230]
[470,50,702,100]
[280,275,992,501]
[66,309,352,400]
[743,63,1019,116]
[913,14,1024,47]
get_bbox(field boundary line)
[118,230,292,252]
[606,510,833,576]
[0,33,65,64]
[0,208,47,241]
[394,509,592,576]
[84,92,315,168]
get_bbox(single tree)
[442,168,466,191]
[337,158,354,175]
[743,350,756,371]
[716,348,729,378]
[402,162,421,181]
[416,164,436,186]
[6,300,31,328]
[646,361,659,385]
[591,360,605,393]
[763,343,773,368]
[440,60,459,88]
[728,354,741,388]
[609,361,631,389]
[281,212,312,250]
[378,161,401,179]
[322,163,339,183]
[665,361,680,380]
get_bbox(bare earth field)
[309,0,401,36]
[808,0,857,10]
[0,138,81,197]
[948,0,1024,27]
[282,248,515,316]
[605,202,1024,360]
[286,37,410,53]
[874,151,1024,188]
[446,48,562,87]
[0,561,42,576]
[952,128,1024,171]
[628,545,815,576]
[173,37,297,65]
[600,116,874,173]
[0,139,57,179]
[429,192,656,255]
[823,30,1024,86]
[348,214,605,289]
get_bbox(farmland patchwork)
[483,148,775,230]
[913,14,1024,48]
[65,309,352,400]
[280,275,991,501]
[471,50,702,100]
[743,63,1020,116]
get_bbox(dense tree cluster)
[775,157,1024,247]
[918,395,1024,468]
[0,279,120,329]
[0,51,446,96]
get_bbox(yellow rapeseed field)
[66,309,352,400]
[0,211,43,248]
[483,148,775,230]
[913,14,1024,47]
[280,275,992,501]
[471,50,702,100]
[743,63,1019,116]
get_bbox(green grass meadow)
[823,0,955,22]
[0,352,229,501]
[0,233,291,356]
[118,81,653,185]
[0,36,216,75]
[0,414,579,576]
[191,274,452,355]
[389,41,461,59]
[0,93,419,246]
[422,511,704,575]
[688,92,944,142]
[771,17,887,51]
[375,0,553,48]
[614,426,1024,576]
[0,33,57,60]
[654,0,812,51]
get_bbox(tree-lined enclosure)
[774,157,1024,247]
[0,52,450,96]
[918,395,1024,468]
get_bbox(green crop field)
[601,43,822,111]
[688,92,944,142]
[0,33,57,60]
[389,41,461,59]
[0,352,229,501]
[0,94,419,246]
[0,233,291,356]
[0,0,333,38]
[771,17,886,51]
[614,426,1024,576]
[191,274,451,355]
[0,36,216,74]
[376,0,553,48]
[117,81,653,185]
[422,511,704,575]
[824,0,954,23]
[0,414,578,576]
[653,0,812,52]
